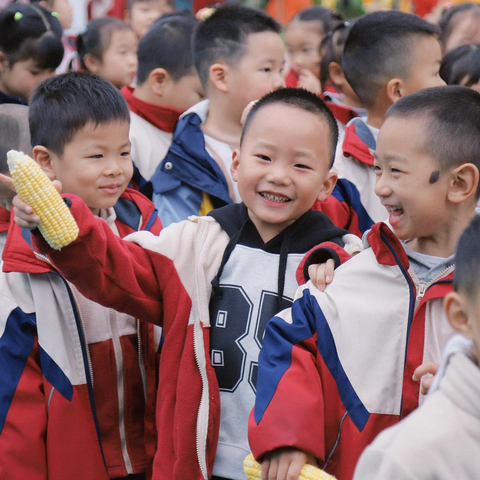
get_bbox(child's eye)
[120,151,131,157]
[261,67,272,73]
[29,69,42,76]
[374,165,382,174]
[89,154,103,159]
[390,167,401,174]
[295,164,311,170]
[256,154,271,161]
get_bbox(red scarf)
[121,86,183,134]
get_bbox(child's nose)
[266,164,291,185]
[374,174,391,198]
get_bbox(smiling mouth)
[260,192,291,203]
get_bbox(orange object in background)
[265,0,313,24]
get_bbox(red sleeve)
[248,328,327,464]
[32,194,170,327]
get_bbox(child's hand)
[413,361,440,395]
[297,69,322,95]
[308,258,335,292]
[261,447,317,480]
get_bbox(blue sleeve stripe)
[313,301,370,431]
[254,290,318,424]
[331,179,374,234]
[0,308,36,433]
[254,289,370,432]
[38,347,73,402]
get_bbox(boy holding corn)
[0,72,162,480]
[8,87,362,480]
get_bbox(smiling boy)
[150,4,285,226]
[10,88,361,480]
[248,86,480,480]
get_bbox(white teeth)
[260,192,290,203]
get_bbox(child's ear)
[83,53,101,75]
[33,146,56,180]
[231,149,240,182]
[328,62,345,87]
[150,68,171,97]
[444,291,474,339]
[209,62,229,94]
[316,171,338,202]
[447,163,479,204]
[386,78,403,104]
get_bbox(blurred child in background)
[284,5,343,94]
[439,3,480,53]
[320,20,365,137]
[440,43,480,93]
[124,0,174,39]
[121,12,203,189]
[0,104,31,252]
[76,17,137,89]
[0,3,63,104]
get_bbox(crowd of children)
[1,1,480,480]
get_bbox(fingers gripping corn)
[243,454,337,480]
[7,150,79,250]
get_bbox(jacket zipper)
[192,221,209,480]
[109,310,134,474]
[137,320,147,402]
[410,265,455,309]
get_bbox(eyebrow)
[374,153,409,163]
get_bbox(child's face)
[46,121,133,216]
[127,0,173,39]
[161,72,205,111]
[374,116,453,256]
[444,12,480,53]
[226,31,285,118]
[0,58,55,102]
[399,35,444,95]
[285,20,323,78]
[95,29,138,89]
[232,103,336,242]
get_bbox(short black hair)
[0,104,31,174]
[440,43,480,87]
[76,17,132,71]
[454,214,480,297]
[241,87,338,168]
[439,3,480,51]
[0,3,64,70]
[29,72,130,156]
[137,12,197,84]
[386,85,480,191]
[193,4,281,88]
[342,11,438,109]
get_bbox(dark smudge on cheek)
[429,170,440,184]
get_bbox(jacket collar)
[342,117,377,166]
[121,86,182,134]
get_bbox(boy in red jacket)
[0,73,161,480]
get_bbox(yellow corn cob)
[243,454,337,480]
[7,149,79,250]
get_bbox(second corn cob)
[243,453,337,480]
[7,149,79,250]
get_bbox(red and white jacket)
[248,222,456,480]
[0,189,161,480]
[29,196,359,480]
